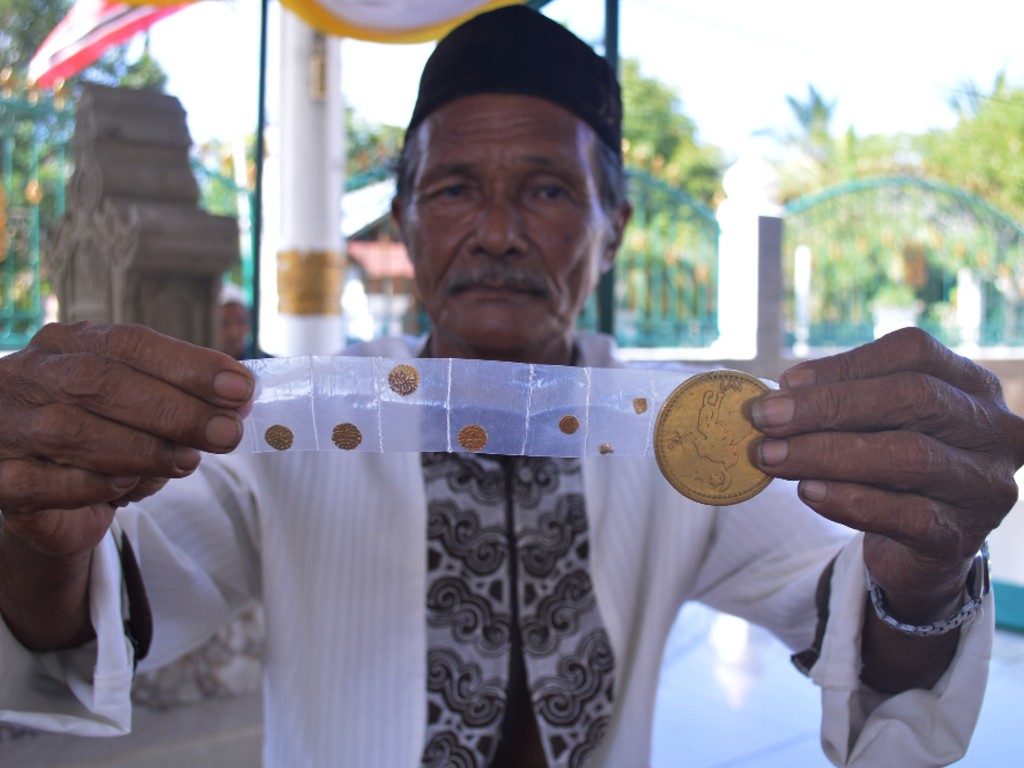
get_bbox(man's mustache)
[443,265,550,298]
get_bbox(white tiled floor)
[4,600,1020,766]
[652,602,1024,767]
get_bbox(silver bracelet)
[865,541,991,637]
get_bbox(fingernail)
[799,480,828,502]
[206,414,242,449]
[111,476,140,491]
[174,445,201,472]
[758,439,789,465]
[213,371,252,402]
[752,393,794,427]
[781,367,816,388]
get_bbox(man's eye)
[536,184,568,200]
[438,184,468,198]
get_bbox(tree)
[99,35,168,92]
[918,72,1024,222]
[768,83,919,204]
[0,0,167,91]
[0,0,72,75]
[615,57,725,345]
[784,84,836,164]
[345,107,403,186]
[619,57,724,207]
[768,75,1024,348]
[0,0,169,345]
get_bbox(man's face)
[392,94,629,365]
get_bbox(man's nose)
[473,194,527,256]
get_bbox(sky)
[144,0,1024,162]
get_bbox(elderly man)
[0,6,1021,767]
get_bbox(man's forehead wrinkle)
[423,154,574,175]
[421,160,474,178]
[418,144,586,188]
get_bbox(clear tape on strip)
[236,356,771,457]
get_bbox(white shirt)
[0,333,994,766]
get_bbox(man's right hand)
[0,321,253,569]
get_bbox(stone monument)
[46,83,238,348]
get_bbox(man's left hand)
[752,327,1024,623]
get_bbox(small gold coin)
[265,424,294,451]
[458,424,488,452]
[632,398,648,415]
[559,415,580,435]
[599,442,614,455]
[388,364,420,396]
[332,423,362,450]
[654,370,771,506]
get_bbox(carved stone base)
[46,83,238,348]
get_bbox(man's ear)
[390,196,414,261]
[601,201,633,273]
[390,197,405,237]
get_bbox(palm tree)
[784,83,837,164]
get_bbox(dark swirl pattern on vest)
[518,496,588,577]
[420,453,615,768]
[426,576,511,655]
[520,570,597,656]
[425,647,505,727]
[427,500,507,574]
[423,452,507,504]
[532,631,615,726]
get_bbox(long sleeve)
[0,529,134,735]
[0,332,997,766]
[813,535,993,767]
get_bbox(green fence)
[783,176,1024,349]
[0,84,255,349]
[578,169,720,348]
[614,169,718,347]
[0,82,74,348]
[10,88,1023,355]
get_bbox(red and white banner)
[28,0,537,87]
[28,0,189,88]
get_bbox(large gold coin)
[654,370,771,506]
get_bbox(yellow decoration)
[279,0,520,43]
[118,0,526,43]
[24,180,43,206]
[277,249,344,315]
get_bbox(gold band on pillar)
[277,249,344,315]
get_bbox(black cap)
[405,5,622,154]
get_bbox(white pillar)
[712,143,781,359]
[793,244,812,357]
[956,267,983,350]
[259,7,345,357]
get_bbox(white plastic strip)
[233,355,703,457]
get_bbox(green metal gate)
[0,76,74,349]
[581,168,720,349]
[783,176,1024,349]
